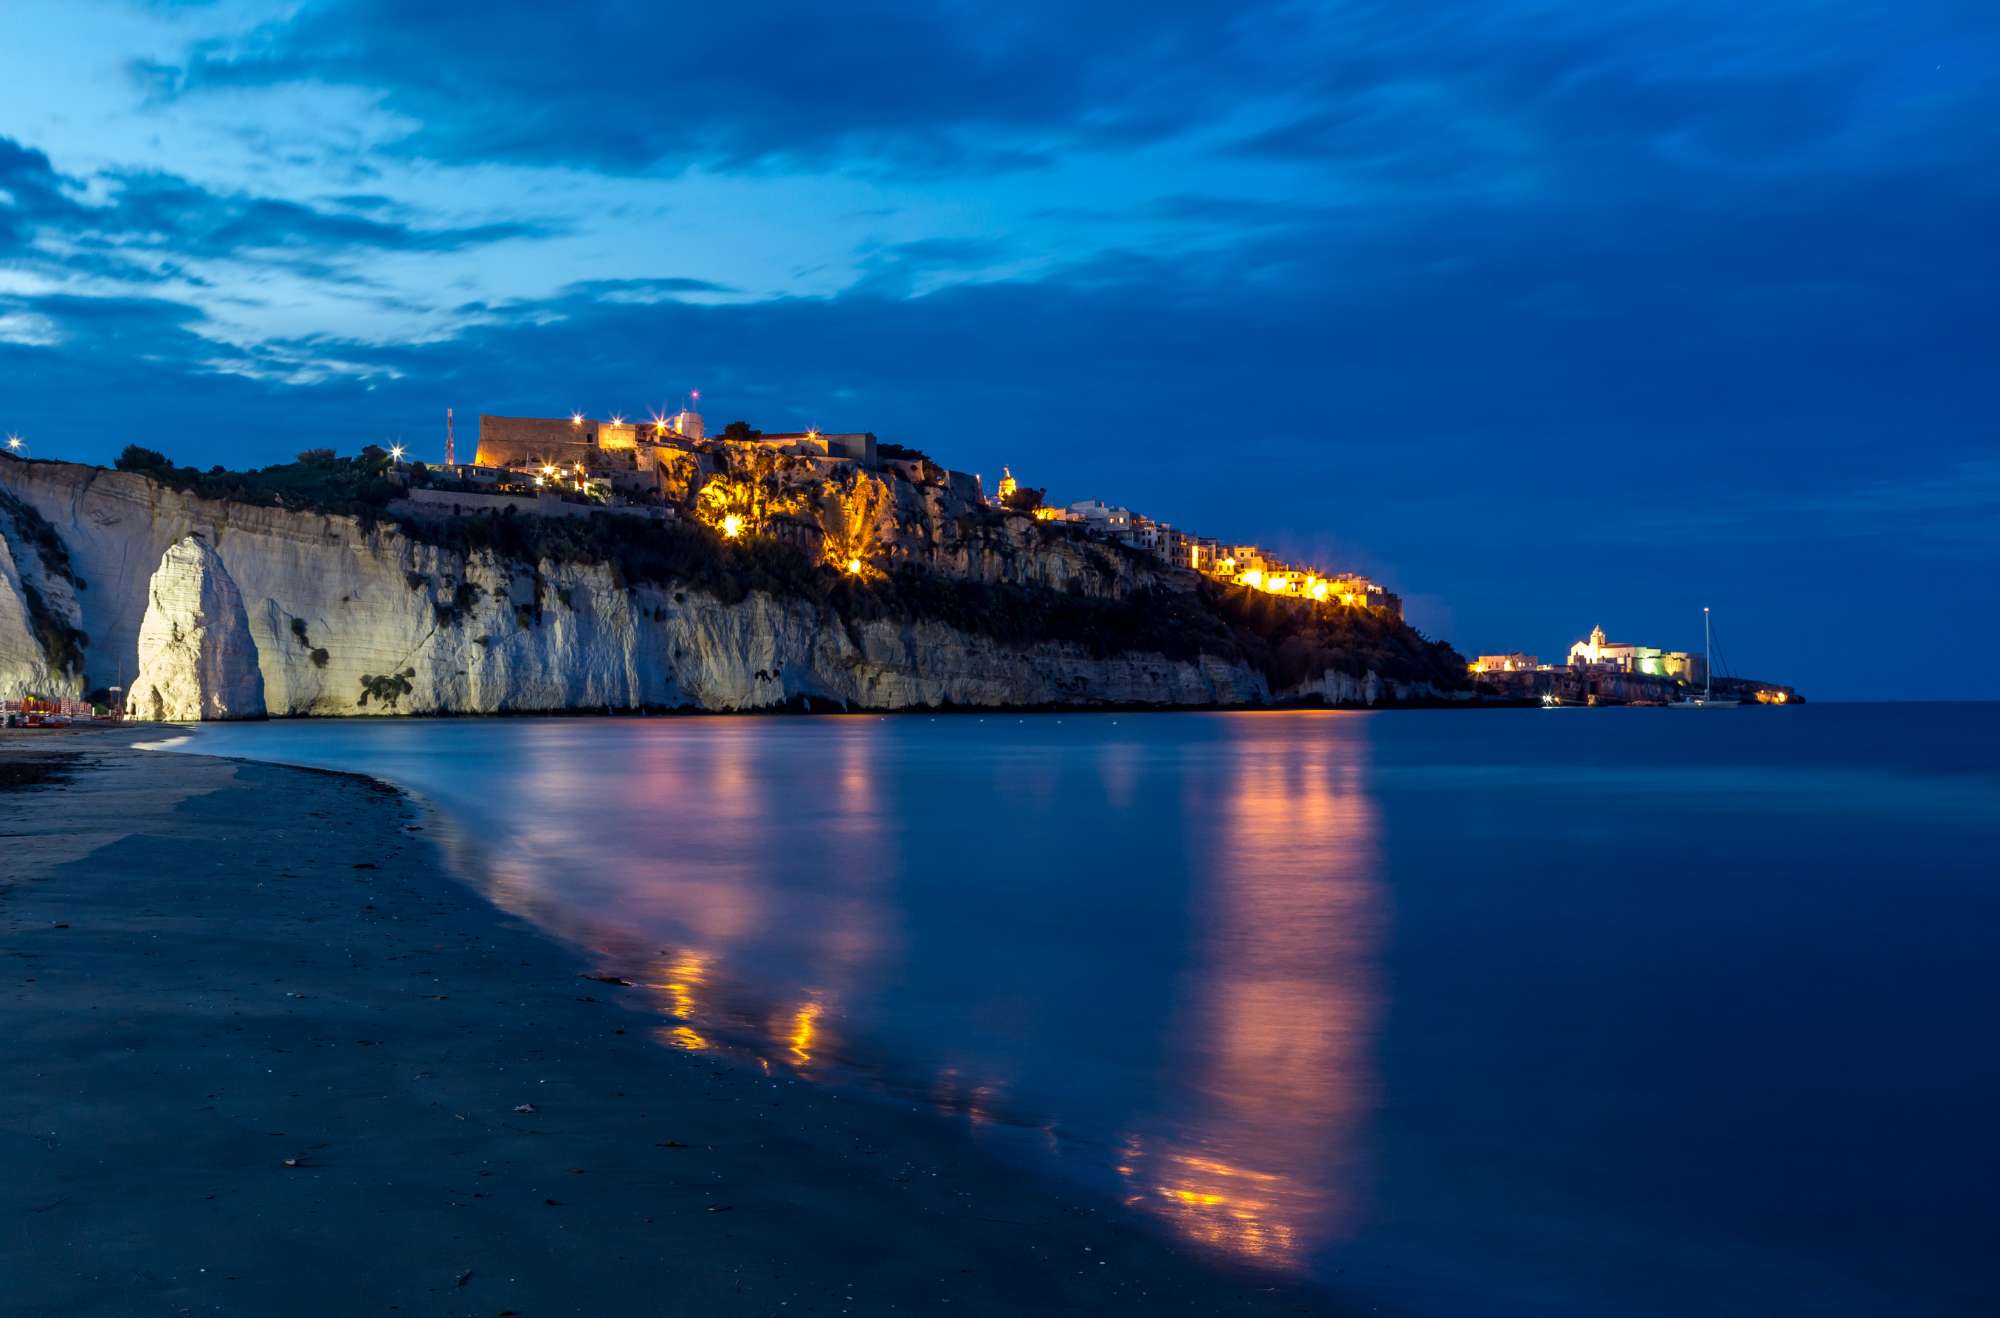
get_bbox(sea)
[155,704,1999,1316]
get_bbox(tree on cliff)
[1001,485,1047,513]
[115,445,173,475]
[721,420,763,441]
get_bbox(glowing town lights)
[1239,569,1265,590]
[388,444,405,461]
[846,557,864,575]
[610,413,625,425]
[5,435,22,451]
[719,513,745,539]
[570,412,584,427]
[541,464,557,476]
[533,475,545,486]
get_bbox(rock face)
[0,486,87,700]
[126,534,267,721]
[0,459,1451,718]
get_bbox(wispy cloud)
[2,134,559,284]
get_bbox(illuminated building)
[1469,652,1540,674]
[1568,625,1704,683]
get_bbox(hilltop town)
[412,398,1401,617]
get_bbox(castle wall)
[475,415,599,469]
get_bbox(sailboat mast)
[1703,607,1713,700]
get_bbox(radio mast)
[445,407,456,467]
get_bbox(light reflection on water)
[1118,730,1380,1266]
[163,706,2000,1317]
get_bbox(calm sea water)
[157,706,1999,1316]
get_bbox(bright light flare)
[719,513,745,539]
[570,412,584,427]
[845,557,864,575]
[388,444,405,461]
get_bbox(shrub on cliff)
[114,444,401,519]
[357,670,415,708]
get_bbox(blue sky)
[3,0,1995,698]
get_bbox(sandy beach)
[1,732,1351,1317]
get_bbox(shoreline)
[1,732,1354,1317]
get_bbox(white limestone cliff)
[126,534,267,721]
[0,487,87,701]
[0,459,1450,718]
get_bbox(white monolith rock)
[127,534,266,721]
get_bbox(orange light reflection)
[1117,714,1381,1271]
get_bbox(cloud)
[126,0,2000,196]
[1,135,558,286]
[0,311,63,347]
[129,0,1305,174]
[557,277,736,304]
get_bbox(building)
[1470,653,1540,673]
[1119,515,1162,553]
[1066,499,1133,532]
[1568,625,1704,683]
[472,412,686,471]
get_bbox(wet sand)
[1,734,1353,1317]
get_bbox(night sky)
[4,2,1995,699]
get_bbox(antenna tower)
[445,407,456,466]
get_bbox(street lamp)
[389,444,406,462]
